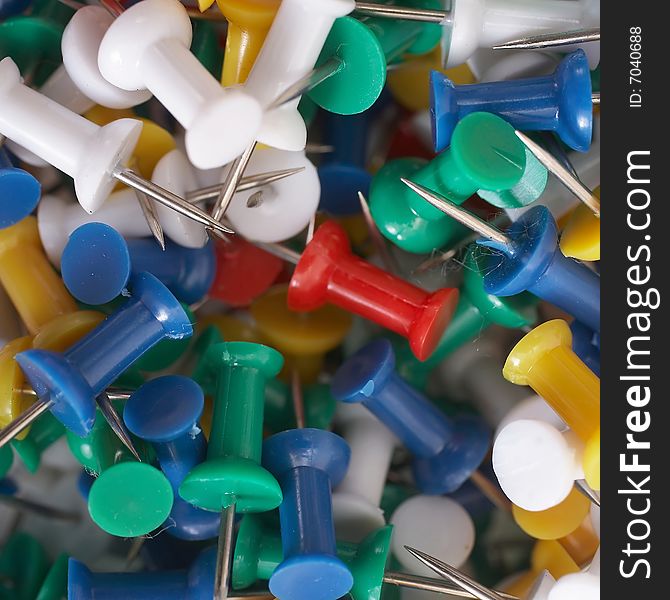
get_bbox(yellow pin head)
[513,487,591,540]
[560,189,601,261]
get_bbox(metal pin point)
[575,479,600,507]
[186,168,306,205]
[354,1,449,23]
[305,213,316,245]
[358,191,401,276]
[135,190,166,251]
[96,392,142,462]
[492,27,600,50]
[399,178,513,248]
[0,400,54,449]
[382,572,520,600]
[291,369,306,429]
[211,142,258,223]
[514,131,601,217]
[214,503,237,600]
[404,546,507,600]
[19,386,134,402]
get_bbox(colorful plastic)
[124,375,220,540]
[570,320,600,376]
[287,221,459,361]
[0,533,50,600]
[560,189,601,261]
[11,412,65,473]
[262,428,353,600]
[332,338,489,493]
[0,148,41,229]
[264,379,337,433]
[430,51,593,152]
[512,488,591,540]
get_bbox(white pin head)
[495,394,566,436]
[493,419,583,511]
[225,148,320,243]
[548,548,600,600]
[151,149,208,248]
[62,6,152,109]
[97,0,262,169]
[390,496,475,575]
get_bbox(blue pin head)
[412,414,490,494]
[166,496,221,541]
[124,375,204,444]
[554,50,593,153]
[270,553,354,600]
[0,149,41,229]
[478,205,558,297]
[331,338,395,405]
[318,164,371,216]
[429,71,459,154]
[60,222,131,306]
[262,428,350,487]
[569,320,600,376]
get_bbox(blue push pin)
[331,338,490,495]
[570,320,600,376]
[123,375,221,541]
[430,50,593,153]
[262,428,353,600]
[318,112,372,216]
[60,223,216,306]
[6,272,192,442]
[402,180,601,333]
[0,148,41,229]
[67,546,215,599]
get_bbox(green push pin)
[369,112,546,254]
[0,533,50,600]
[308,0,442,116]
[395,244,539,387]
[179,341,284,600]
[66,409,173,538]
[264,379,337,434]
[191,20,224,80]
[11,411,65,474]
[190,325,225,396]
[35,553,68,600]
[0,443,11,478]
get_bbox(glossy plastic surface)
[560,191,600,261]
[430,51,593,152]
[0,148,41,229]
[11,412,65,473]
[512,487,590,540]
[179,342,283,512]
[479,205,600,332]
[288,221,459,360]
[570,320,600,376]
[265,380,337,433]
[263,428,353,600]
[16,273,192,436]
[124,376,220,540]
[332,338,489,493]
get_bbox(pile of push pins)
[0,0,600,597]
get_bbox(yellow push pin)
[512,487,591,541]
[503,319,600,489]
[386,46,475,112]
[197,314,261,345]
[560,187,601,261]
[250,284,352,384]
[0,217,78,335]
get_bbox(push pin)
[560,190,601,262]
[493,27,600,51]
[265,379,337,434]
[332,403,398,542]
[11,412,64,474]
[331,338,490,494]
[548,548,599,600]
[124,376,221,541]
[402,181,600,332]
[430,51,593,152]
[251,284,352,384]
[179,341,284,600]
[503,320,599,489]
[67,546,217,598]
[570,320,600,376]
[308,1,443,116]
[441,0,599,68]
[279,220,459,361]
[0,58,229,234]
[0,272,192,446]
[493,419,584,511]
[241,0,355,151]
[60,222,216,306]
[262,428,353,600]
[370,112,546,254]
[66,406,174,537]
[0,148,41,229]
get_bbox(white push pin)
[445,0,600,69]
[0,57,140,213]
[390,496,475,577]
[495,394,567,436]
[493,419,584,511]
[467,49,560,84]
[547,548,600,600]
[332,403,398,543]
[223,147,320,243]
[96,0,262,169]
[242,0,355,151]
[62,5,153,110]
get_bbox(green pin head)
[180,342,284,513]
[232,514,267,589]
[341,525,393,600]
[11,411,65,474]
[88,461,174,537]
[35,553,69,600]
[308,17,386,116]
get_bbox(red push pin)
[262,221,459,361]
